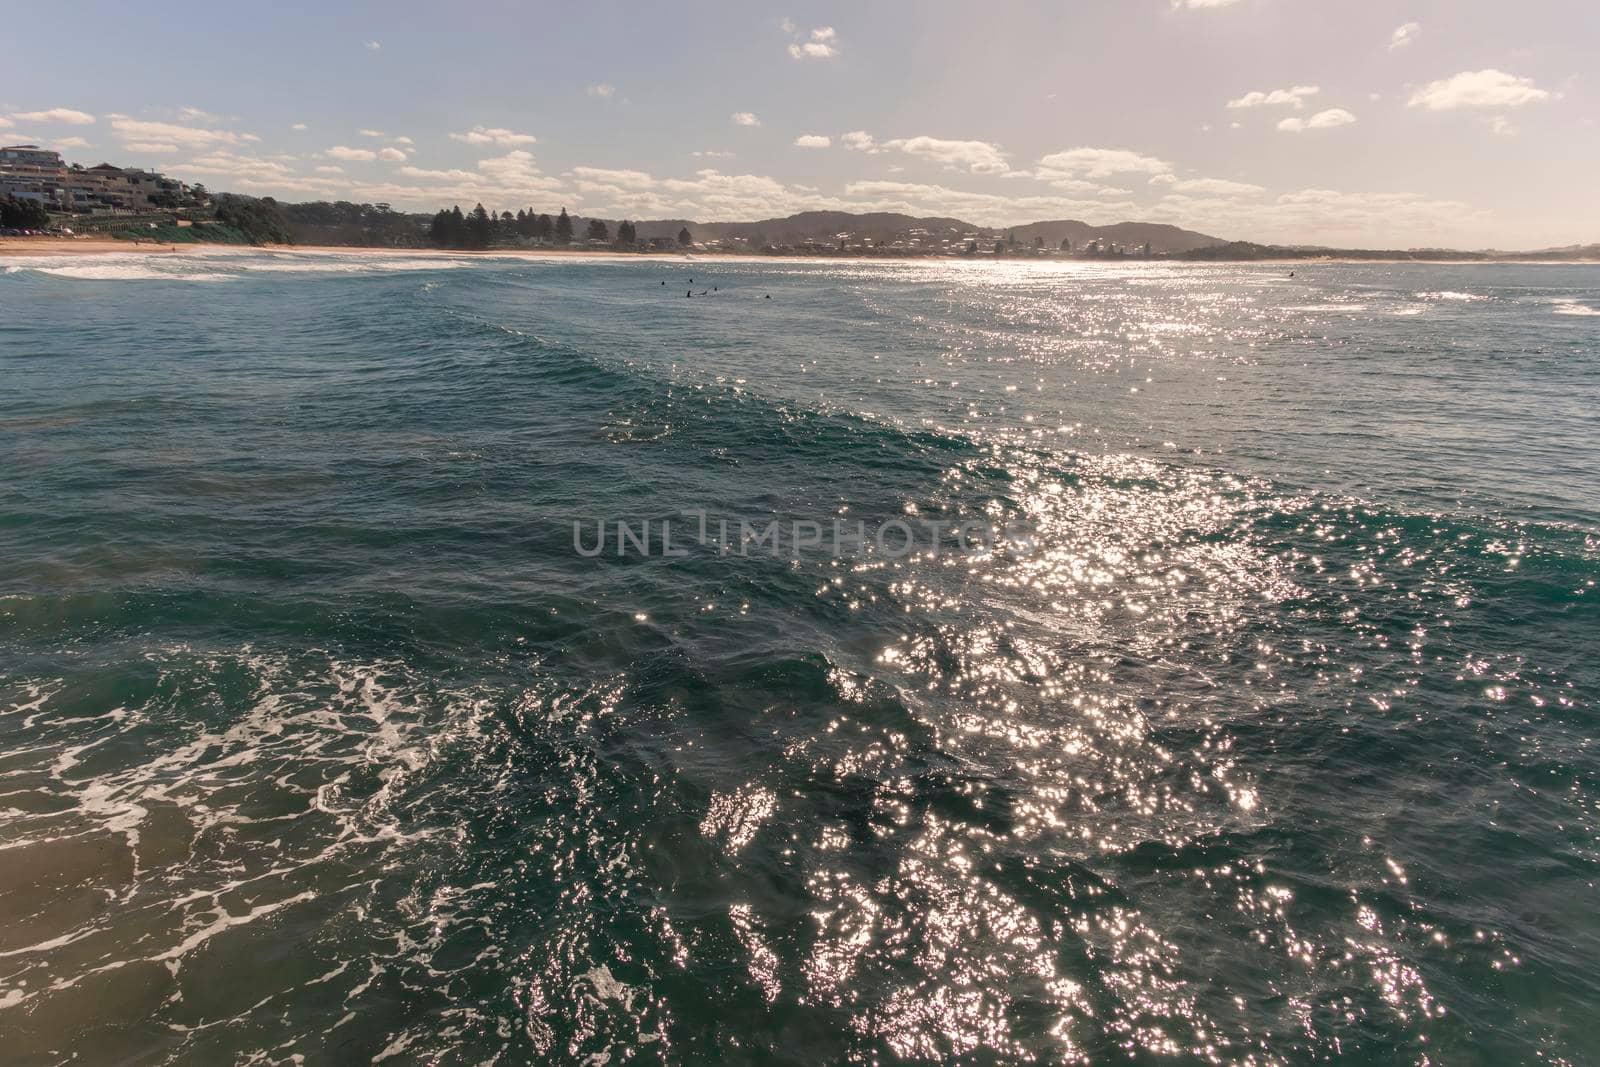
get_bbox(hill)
[1003,220,1222,254]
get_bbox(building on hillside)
[1,146,189,214]
[0,146,69,206]
[0,145,64,167]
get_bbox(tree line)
[427,205,683,250]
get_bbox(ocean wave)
[28,263,237,282]
[1550,298,1600,316]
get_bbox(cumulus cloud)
[54,136,92,149]
[11,107,97,125]
[586,83,616,98]
[358,128,385,138]
[393,136,413,145]
[170,150,344,197]
[378,147,407,162]
[1389,21,1421,51]
[291,123,308,131]
[176,106,220,123]
[793,134,831,148]
[882,136,1008,174]
[692,149,735,159]
[1227,86,1319,109]
[1035,147,1171,180]
[787,25,839,59]
[326,145,378,161]
[1407,69,1554,110]
[365,40,381,51]
[121,141,179,153]
[1167,177,1265,196]
[1171,0,1244,8]
[109,116,252,147]
[839,130,880,153]
[732,111,761,126]
[315,165,345,174]
[449,126,538,146]
[1277,108,1357,132]
[571,166,656,190]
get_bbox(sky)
[4,0,1597,248]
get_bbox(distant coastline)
[4,236,1595,266]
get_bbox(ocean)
[1,249,1597,1064]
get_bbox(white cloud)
[326,145,378,161]
[692,149,735,159]
[1488,116,1515,136]
[882,136,1008,174]
[358,128,385,138]
[449,126,538,146]
[1171,0,1244,8]
[793,134,831,148]
[1035,147,1171,180]
[0,117,12,129]
[842,179,1138,227]
[291,123,308,131]
[1407,69,1554,111]
[378,147,408,162]
[170,150,344,196]
[787,25,839,59]
[108,116,251,147]
[11,107,96,125]
[1277,108,1358,132]
[55,136,92,149]
[365,40,381,51]
[121,141,179,153]
[316,165,345,174]
[1389,21,1421,51]
[571,166,656,190]
[1168,177,1265,196]
[1227,86,1319,110]
[586,83,616,98]
[732,111,761,127]
[840,130,880,152]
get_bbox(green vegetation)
[555,208,573,245]
[1,196,52,229]
[212,195,293,244]
[110,223,256,245]
[585,218,608,242]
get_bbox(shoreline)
[2,237,1595,267]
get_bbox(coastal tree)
[585,218,608,242]
[468,203,492,248]
[555,208,573,244]
[535,213,553,241]
[1,196,52,229]
[677,226,692,247]
[616,220,636,244]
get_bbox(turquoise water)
[1,250,1597,1064]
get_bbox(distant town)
[4,144,1595,263]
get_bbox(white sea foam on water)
[1284,304,1369,312]
[4,250,475,280]
[31,263,238,282]
[1550,298,1599,316]
[1415,290,1490,302]
[235,257,470,274]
